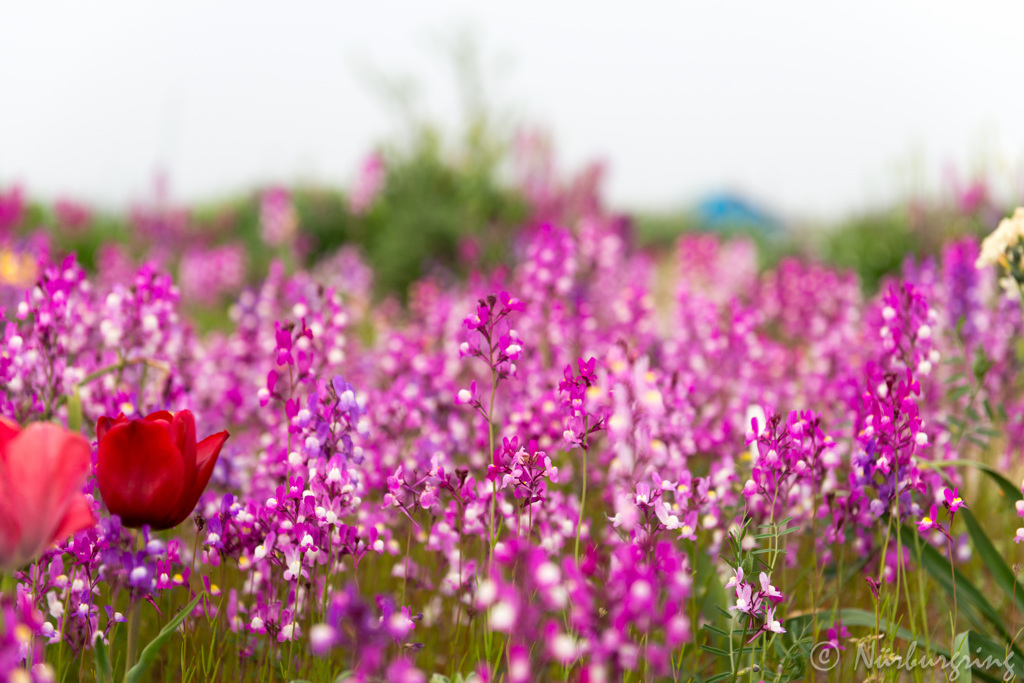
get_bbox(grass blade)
[125,593,203,683]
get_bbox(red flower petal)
[49,494,96,546]
[0,456,21,568]
[96,413,127,443]
[144,410,174,424]
[4,424,92,564]
[171,430,229,528]
[97,419,186,529]
[0,416,19,458]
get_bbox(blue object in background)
[693,193,782,233]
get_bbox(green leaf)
[961,509,1023,614]
[973,346,994,382]
[948,385,972,401]
[785,607,945,655]
[967,434,990,448]
[705,673,733,683]
[699,644,731,657]
[952,631,1024,683]
[702,623,731,638]
[788,605,1023,681]
[784,607,1024,678]
[919,459,1019,509]
[696,549,730,631]
[124,593,203,683]
[952,632,974,683]
[898,525,1008,640]
[67,389,83,434]
[93,633,113,683]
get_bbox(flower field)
[3,153,1024,683]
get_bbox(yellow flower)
[0,249,37,287]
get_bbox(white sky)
[2,0,1024,220]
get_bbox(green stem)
[124,533,145,679]
[487,365,498,558]
[573,415,592,565]
[1017,281,1024,325]
[80,358,169,392]
[124,594,142,678]
[730,618,751,683]
[322,522,335,620]
[574,446,587,564]
[947,534,959,640]
[873,514,894,658]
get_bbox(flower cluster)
[726,567,786,637]
[5,170,1024,682]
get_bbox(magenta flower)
[942,487,967,515]
[917,504,943,534]
[825,620,850,651]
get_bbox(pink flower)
[0,418,97,569]
[942,487,967,515]
[731,583,754,614]
[764,607,786,634]
[349,152,385,215]
[917,504,942,534]
[724,567,745,590]
[759,572,783,602]
[825,620,850,651]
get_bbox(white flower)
[310,624,335,651]
[978,208,1024,270]
[550,633,577,663]
[489,601,516,631]
[476,580,498,607]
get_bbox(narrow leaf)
[93,633,113,683]
[125,593,203,683]
[952,632,974,683]
[67,389,83,434]
[961,509,1023,614]
[898,525,1008,640]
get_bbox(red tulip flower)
[0,417,97,570]
[96,410,229,530]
